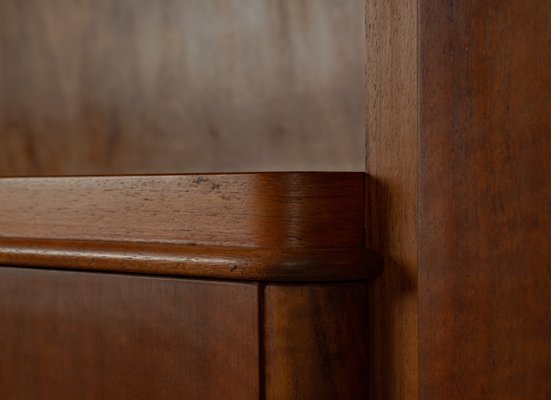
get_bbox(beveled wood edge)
[0,238,382,282]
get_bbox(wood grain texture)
[0,238,382,282]
[0,173,381,281]
[365,0,418,399]
[0,0,365,175]
[0,173,365,248]
[0,267,259,399]
[418,0,551,398]
[263,283,369,399]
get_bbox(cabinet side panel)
[419,0,551,398]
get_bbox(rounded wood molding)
[0,239,382,282]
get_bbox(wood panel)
[0,267,259,399]
[366,0,550,398]
[365,0,418,399]
[263,283,369,399]
[0,0,365,175]
[418,0,551,398]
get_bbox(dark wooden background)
[0,0,365,176]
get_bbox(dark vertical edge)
[258,283,266,400]
[416,2,422,400]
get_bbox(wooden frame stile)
[366,0,550,398]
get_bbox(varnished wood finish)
[263,283,369,399]
[418,1,551,398]
[0,238,381,282]
[0,173,364,248]
[367,0,551,398]
[0,267,259,399]
[0,0,365,175]
[365,0,418,399]
[0,173,382,281]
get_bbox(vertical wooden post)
[365,0,419,399]
[366,0,551,398]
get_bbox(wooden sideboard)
[0,172,381,399]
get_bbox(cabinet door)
[0,267,259,400]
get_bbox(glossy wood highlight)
[263,283,369,399]
[0,267,259,399]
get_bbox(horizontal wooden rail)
[0,238,381,281]
[0,173,381,282]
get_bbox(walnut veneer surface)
[366,0,551,399]
[0,268,260,400]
